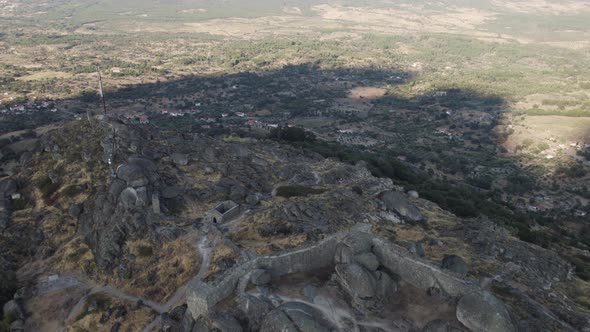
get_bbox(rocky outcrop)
[463,217,572,288]
[260,302,332,332]
[80,155,163,271]
[335,263,376,299]
[260,308,298,332]
[379,190,425,223]
[441,255,468,277]
[3,300,24,320]
[171,153,189,166]
[249,269,270,286]
[210,314,243,332]
[456,291,516,332]
[421,319,466,332]
[79,190,150,271]
[238,295,273,331]
[188,226,515,332]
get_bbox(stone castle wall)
[187,228,358,318]
[373,238,477,296]
[187,224,500,328]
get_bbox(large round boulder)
[441,255,468,277]
[171,153,189,166]
[334,243,354,264]
[116,164,148,187]
[354,252,380,271]
[278,302,332,332]
[238,295,273,331]
[120,187,138,209]
[9,319,24,332]
[374,270,398,298]
[211,314,242,332]
[245,194,260,206]
[379,190,425,223]
[108,179,127,197]
[128,156,157,172]
[260,309,298,332]
[421,319,466,332]
[0,178,17,197]
[456,291,516,332]
[3,300,24,320]
[335,263,376,300]
[341,231,374,254]
[69,203,84,218]
[161,186,181,199]
[250,269,271,286]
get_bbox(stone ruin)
[186,224,516,332]
[203,200,240,224]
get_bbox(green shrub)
[62,185,83,197]
[0,312,16,332]
[11,198,26,211]
[268,126,315,142]
[517,229,553,248]
[569,255,590,281]
[36,176,60,199]
[67,247,89,262]
[75,293,112,321]
[276,186,327,198]
[137,245,153,257]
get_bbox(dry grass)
[39,209,78,248]
[205,242,240,279]
[16,70,72,81]
[108,238,200,303]
[229,208,307,255]
[25,285,88,332]
[66,297,156,332]
[506,116,590,148]
[348,86,387,100]
[559,278,590,312]
[55,237,97,275]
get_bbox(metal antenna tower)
[97,65,115,177]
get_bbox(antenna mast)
[97,65,107,117]
[96,65,115,178]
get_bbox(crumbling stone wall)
[372,238,477,296]
[187,225,515,332]
[187,228,357,318]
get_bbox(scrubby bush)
[268,126,315,142]
[569,254,590,281]
[276,186,327,198]
[35,176,60,200]
[10,198,26,211]
[137,245,153,257]
[61,185,84,197]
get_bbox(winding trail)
[55,228,213,332]
[66,285,166,323]
[141,230,212,332]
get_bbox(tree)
[79,90,98,103]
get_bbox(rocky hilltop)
[0,119,588,331]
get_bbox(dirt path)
[40,227,214,331]
[141,229,212,332]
